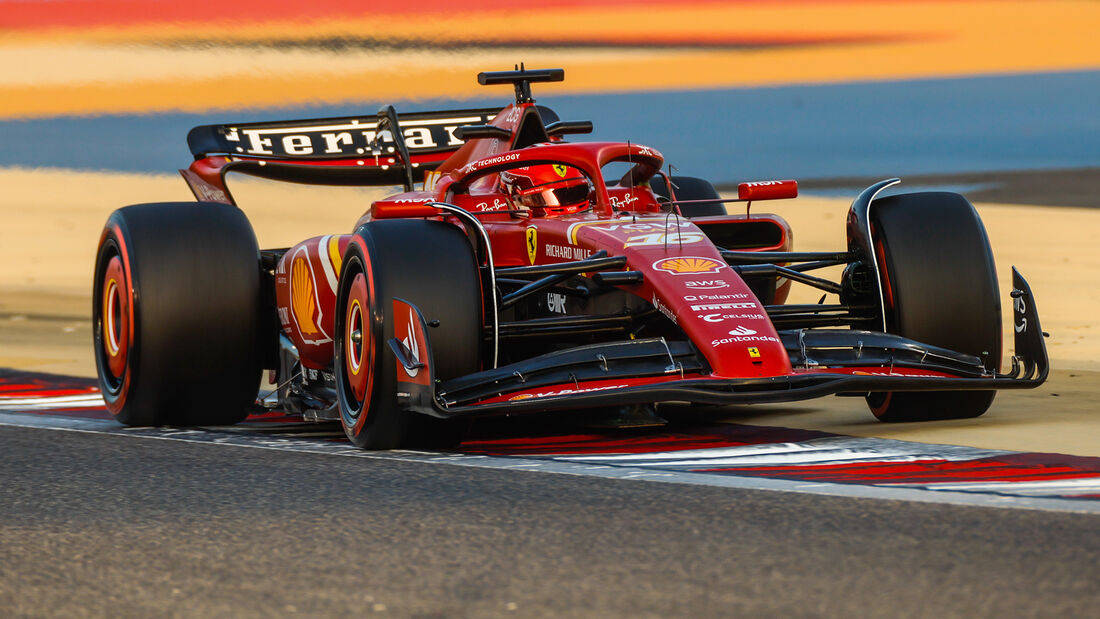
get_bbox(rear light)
[371,200,441,219]
[737,180,798,201]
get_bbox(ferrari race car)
[93,67,1049,449]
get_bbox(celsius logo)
[700,313,763,323]
[728,326,757,336]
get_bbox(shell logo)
[652,257,724,275]
[509,393,535,401]
[291,257,321,335]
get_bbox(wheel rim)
[343,271,372,410]
[867,391,892,417]
[100,254,130,382]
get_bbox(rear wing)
[187,107,504,161]
[181,106,507,204]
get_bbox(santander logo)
[727,326,757,336]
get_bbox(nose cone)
[571,217,792,378]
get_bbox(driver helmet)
[499,164,593,216]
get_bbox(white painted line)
[0,411,1097,514]
[894,478,1100,497]
[0,394,105,409]
[557,436,1010,467]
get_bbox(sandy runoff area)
[0,167,1095,455]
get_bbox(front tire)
[865,192,1001,421]
[334,220,483,449]
[93,202,263,426]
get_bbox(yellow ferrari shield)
[526,226,538,264]
[552,164,569,177]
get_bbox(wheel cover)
[101,255,130,380]
[344,271,373,412]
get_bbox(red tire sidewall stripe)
[348,237,377,434]
[345,274,369,404]
[873,229,895,312]
[99,223,135,414]
[102,256,129,377]
[870,225,896,417]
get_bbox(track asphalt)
[3,374,1099,511]
[2,424,1099,617]
[1,369,1099,615]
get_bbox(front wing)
[392,268,1048,419]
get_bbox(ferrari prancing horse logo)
[552,164,569,177]
[526,226,538,264]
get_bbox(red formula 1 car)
[93,68,1048,448]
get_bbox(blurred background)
[2,0,1097,188]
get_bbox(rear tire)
[334,220,482,449]
[649,176,726,217]
[93,202,263,426]
[865,192,1001,422]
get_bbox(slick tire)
[649,176,726,217]
[93,202,263,426]
[335,220,482,449]
[865,192,1001,422]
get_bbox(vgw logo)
[547,293,567,314]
